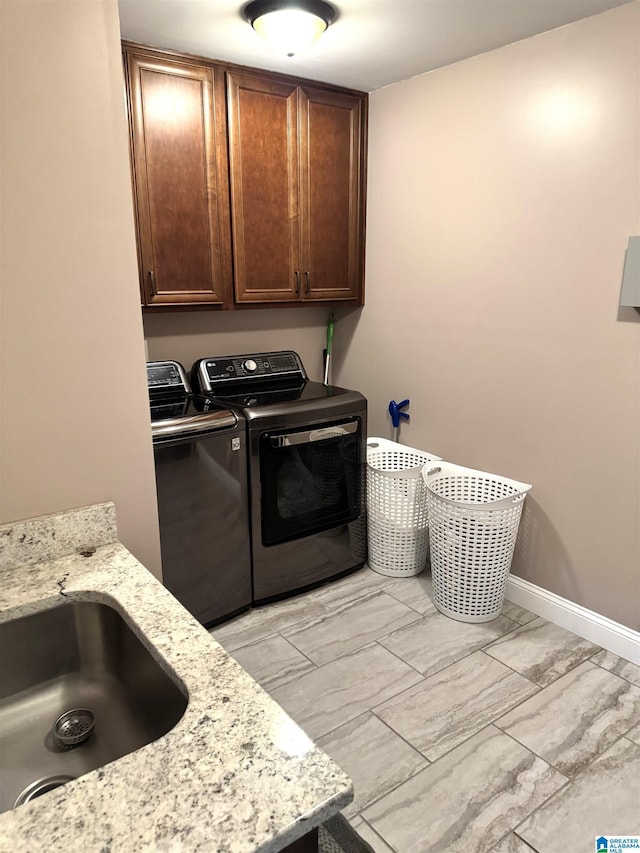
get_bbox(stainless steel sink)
[0,600,188,814]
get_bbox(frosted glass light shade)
[252,8,327,56]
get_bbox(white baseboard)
[505,575,640,666]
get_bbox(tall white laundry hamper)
[423,462,531,622]
[366,438,442,577]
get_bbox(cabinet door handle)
[305,271,310,293]
[294,270,300,294]
[148,269,157,294]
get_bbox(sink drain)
[14,775,76,807]
[53,708,95,747]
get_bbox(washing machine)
[148,360,251,626]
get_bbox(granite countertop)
[0,503,352,852]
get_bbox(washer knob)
[243,359,258,373]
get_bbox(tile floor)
[211,567,640,853]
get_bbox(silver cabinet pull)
[148,269,157,294]
[294,270,300,294]
[305,271,310,293]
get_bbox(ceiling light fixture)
[243,0,337,58]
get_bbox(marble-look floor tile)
[485,617,599,687]
[379,613,518,678]
[375,651,538,760]
[318,713,428,817]
[270,643,423,740]
[349,817,395,853]
[497,661,640,777]
[381,574,437,615]
[230,634,316,691]
[312,566,393,608]
[591,649,640,688]
[626,721,640,746]
[501,601,539,626]
[362,726,566,853]
[284,591,421,666]
[210,595,327,652]
[516,737,640,851]
[490,834,536,852]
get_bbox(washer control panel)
[194,351,306,392]
[147,360,190,394]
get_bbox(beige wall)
[0,0,162,577]
[2,0,637,629]
[334,4,640,629]
[144,307,335,383]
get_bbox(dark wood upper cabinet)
[300,85,365,301]
[125,50,232,309]
[123,43,367,310]
[227,72,301,303]
[227,70,366,305]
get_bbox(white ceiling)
[118,0,631,92]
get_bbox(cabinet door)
[127,54,231,307]
[299,86,366,302]
[227,72,301,303]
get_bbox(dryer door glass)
[259,418,362,546]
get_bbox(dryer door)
[258,417,362,546]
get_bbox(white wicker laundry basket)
[366,438,442,577]
[423,462,531,623]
